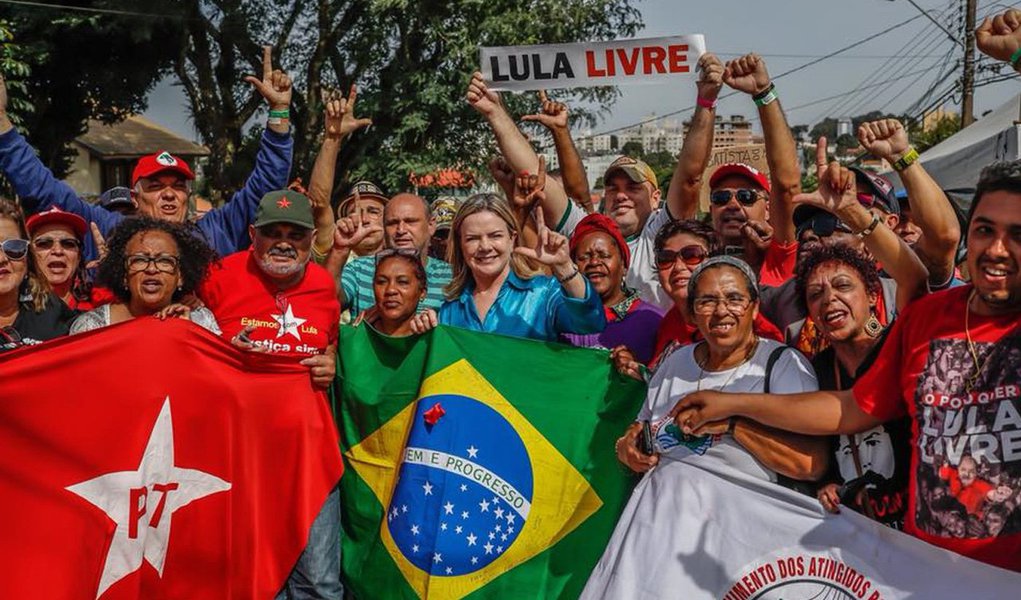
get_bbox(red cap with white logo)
[131,151,195,186]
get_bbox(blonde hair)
[0,198,49,313]
[444,193,536,300]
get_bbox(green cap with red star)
[253,190,315,229]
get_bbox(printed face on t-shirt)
[915,332,1021,540]
[837,426,895,482]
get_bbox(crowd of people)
[2,8,1021,599]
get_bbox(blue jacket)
[0,127,293,261]
[438,270,606,342]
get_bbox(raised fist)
[696,53,724,102]
[723,53,771,96]
[976,9,1021,63]
[466,71,503,116]
[857,119,909,162]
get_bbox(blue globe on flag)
[386,393,534,577]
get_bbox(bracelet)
[752,83,777,107]
[268,109,290,118]
[557,267,581,285]
[892,147,919,171]
[1010,47,1021,68]
[696,96,717,110]
[856,213,881,239]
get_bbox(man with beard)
[675,160,1021,572]
[199,189,342,599]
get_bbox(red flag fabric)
[0,317,343,599]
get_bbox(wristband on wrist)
[696,96,717,110]
[892,146,919,172]
[1010,47,1021,68]
[557,267,581,285]
[268,108,290,126]
[752,82,777,107]
[856,213,881,240]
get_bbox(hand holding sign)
[466,71,503,116]
[521,91,568,130]
[696,53,724,102]
[723,53,771,96]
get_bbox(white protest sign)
[480,35,706,92]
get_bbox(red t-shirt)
[853,285,1021,571]
[199,251,340,357]
[652,306,784,365]
[758,239,798,287]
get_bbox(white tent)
[884,92,1021,192]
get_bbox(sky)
[143,0,1021,142]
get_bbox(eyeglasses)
[692,294,752,315]
[710,189,762,207]
[32,237,81,252]
[125,253,180,273]
[655,245,708,269]
[375,248,420,264]
[0,239,29,260]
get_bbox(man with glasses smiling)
[198,188,343,599]
[0,46,294,263]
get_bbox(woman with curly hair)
[794,244,913,528]
[0,198,76,351]
[70,217,220,334]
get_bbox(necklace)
[964,289,988,394]
[695,338,760,392]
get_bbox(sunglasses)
[0,239,29,260]
[655,245,708,269]
[32,237,81,251]
[710,188,762,207]
[375,248,420,264]
[798,213,853,238]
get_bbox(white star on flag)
[467,445,478,458]
[433,552,443,563]
[460,484,467,492]
[467,533,477,546]
[444,501,454,514]
[471,556,478,565]
[66,397,231,599]
[494,507,504,519]
[412,544,419,553]
[484,542,494,555]
[423,481,433,496]
[446,567,453,575]
[455,526,463,534]
[402,504,408,513]
[441,523,448,531]
[461,510,469,519]
[497,545,503,553]
[479,499,489,512]
[271,303,307,340]
[411,524,420,535]
[506,513,516,525]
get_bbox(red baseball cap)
[25,207,88,239]
[131,151,195,186]
[709,163,771,192]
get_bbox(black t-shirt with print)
[1,295,75,353]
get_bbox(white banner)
[480,35,706,92]
[582,459,1021,599]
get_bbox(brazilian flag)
[335,324,645,599]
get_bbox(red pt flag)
[0,318,343,599]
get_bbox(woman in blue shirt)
[411,193,604,342]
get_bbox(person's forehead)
[695,267,746,291]
[258,222,310,235]
[344,197,386,216]
[385,196,427,219]
[462,210,507,231]
[712,174,763,191]
[972,190,1021,227]
[376,255,417,275]
[0,217,21,238]
[141,173,187,185]
[32,223,76,238]
[128,229,178,251]
[577,231,618,252]
[604,173,647,190]
[663,232,706,249]
[807,260,859,284]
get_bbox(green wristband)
[1010,47,1021,67]
[268,109,290,119]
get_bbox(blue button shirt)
[438,270,606,342]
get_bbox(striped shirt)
[340,255,453,316]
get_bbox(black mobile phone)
[638,420,654,455]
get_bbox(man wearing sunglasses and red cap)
[0,46,294,264]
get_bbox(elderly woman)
[356,248,428,336]
[796,245,915,526]
[412,193,604,341]
[25,207,97,310]
[563,213,663,363]
[584,256,825,596]
[0,199,75,351]
[70,218,219,334]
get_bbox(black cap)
[850,167,900,215]
[99,186,134,209]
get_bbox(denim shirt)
[438,270,606,342]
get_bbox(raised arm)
[307,86,372,261]
[976,9,1021,71]
[467,72,570,227]
[724,54,799,243]
[858,119,959,287]
[666,53,723,220]
[521,90,592,211]
[802,156,928,310]
[201,45,294,251]
[323,200,382,310]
